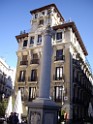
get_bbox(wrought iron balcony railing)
[53,75,65,81]
[20,60,28,66]
[30,58,39,64]
[18,78,25,82]
[28,77,38,82]
[54,55,65,61]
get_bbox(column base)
[28,98,60,124]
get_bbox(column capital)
[42,26,55,37]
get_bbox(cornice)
[53,22,88,56]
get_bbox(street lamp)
[2,93,5,101]
[61,85,65,105]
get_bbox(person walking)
[13,112,19,124]
[8,112,19,124]
[8,112,14,124]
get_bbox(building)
[0,57,15,100]
[15,4,93,122]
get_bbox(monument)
[28,26,60,124]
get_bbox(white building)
[0,57,15,100]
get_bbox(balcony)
[28,77,37,82]
[54,55,65,62]
[29,43,34,48]
[18,78,25,82]
[72,59,81,70]
[20,60,28,66]
[30,58,39,65]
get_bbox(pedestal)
[28,98,60,124]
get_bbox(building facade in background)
[0,57,15,100]
[15,4,93,122]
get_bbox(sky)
[0,0,93,72]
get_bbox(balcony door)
[55,67,63,80]
[56,49,63,60]
[31,69,37,81]
[19,70,26,82]
[28,87,36,101]
[54,86,62,102]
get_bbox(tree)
[0,100,8,117]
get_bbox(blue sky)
[0,0,93,72]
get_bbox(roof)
[30,3,64,22]
[53,21,88,56]
[15,33,28,43]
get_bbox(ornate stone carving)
[30,111,41,124]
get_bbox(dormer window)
[42,11,45,15]
[47,9,51,15]
[35,13,38,19]
[23,40,28,47]
[30,36,34,44]
[56,32,62,40]
[39,19,44,25]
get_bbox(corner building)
[15,4,93,122]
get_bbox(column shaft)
[39,29,52,99]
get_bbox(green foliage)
[61,109,65,115]
[0,100,8,117]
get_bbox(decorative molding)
[30,111,41,124]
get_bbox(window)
[47,9,51,15]
[42,11,45,15]
[18,87,24,100]
[39,19,44,25]
[54,86,62,102]
[18,87,24,94]
[56,32,62,40]
[19,70,26,82]
[52,34,55,41]
[74,87,78,99]
[35,14,38,19]
[33,53,37,58]
[37,35,42,44]
[56,49,63,60]
[30,53,39,64]
[55,67,63,80]
[22,55,27,61]
[20,55,28,65]
[23,40,28,47]
[73,68,76,82]
[29,87,36,101]
[30,36,34,44]
[31,69,37,81]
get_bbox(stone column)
[28,26,60,124]
[39,26,52,99]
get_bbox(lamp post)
[2,94,5,102]
[61,85,65,106]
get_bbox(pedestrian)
[8,112,14,124]
[13,112,19,124]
